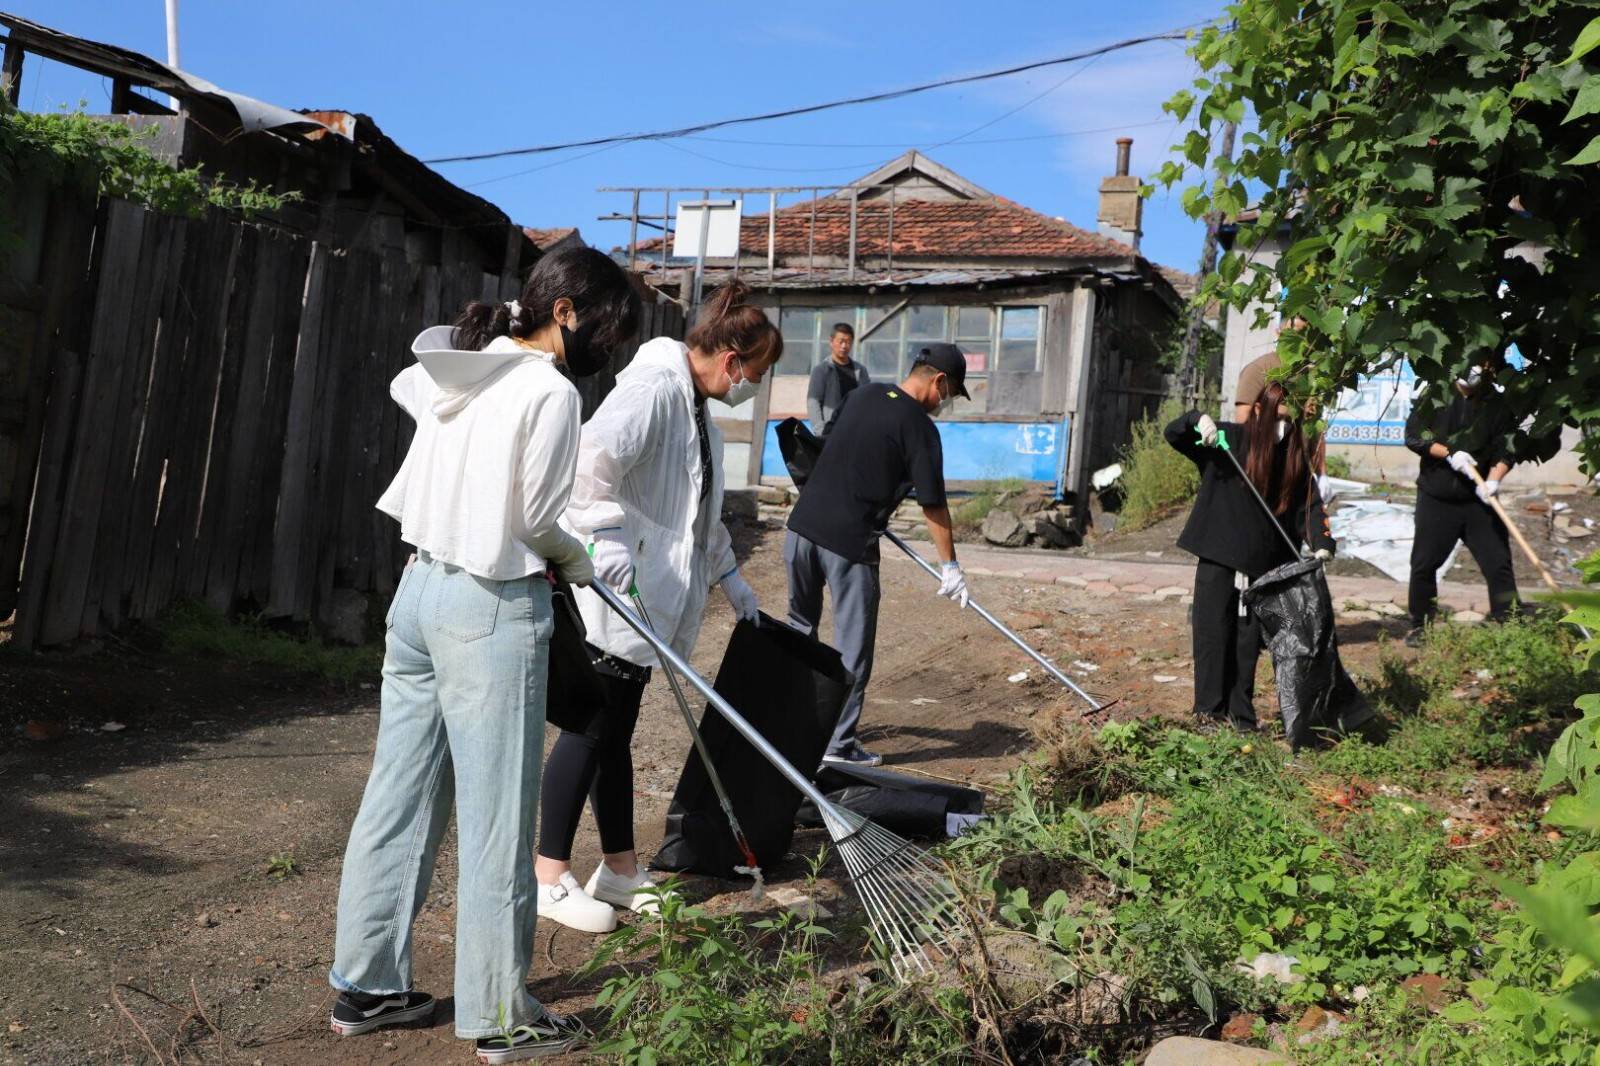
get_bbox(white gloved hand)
[1447,450,1477,475]
[589,530,634,593]
[1196,413,1220,447]
[720,570,760,623]
[1476,478,1500,503]
[938,561,970,609]
[1313,548,1333,562]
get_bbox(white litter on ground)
[909,697,942,706]
[1329,498,1460,583]
[1007,671,1030,684]
[1152,675,1178,684]
[1092,462,1123,491]
[1072,660,1099,672]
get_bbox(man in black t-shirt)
[786,343,972,767]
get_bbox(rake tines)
[819,803,964,980]
[590,583,966,980]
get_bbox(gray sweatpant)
[784,530,881,755]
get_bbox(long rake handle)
[1458,464,1591,639]
[883,529,1104,711]
[629,591,762,871]
[590,582,835,814]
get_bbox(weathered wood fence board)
[1,188,685,649]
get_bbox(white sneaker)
[584,864,675,916]
[537,873,616,933]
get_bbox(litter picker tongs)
[626,585,765,895]
[883,529,1106,712]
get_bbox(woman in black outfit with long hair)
[1166,382,1336,730]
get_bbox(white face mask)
[1276,419,1288,442]
[722,358,759,406]
[934,380,956,417]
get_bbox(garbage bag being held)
[1243,558,1374,750]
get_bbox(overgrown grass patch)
[951,477,1030,535]
[157,601,381,686]
[1117,398,1199,531]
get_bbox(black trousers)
[1191,558,1262,727]
[536,671,649,861]
[1408,491,1518,626]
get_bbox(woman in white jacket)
[534,282,781,932]
[328,248,639,1063]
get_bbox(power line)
[677,118,1173,149]
[422,27,1201,165]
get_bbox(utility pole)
[164,0,181,110]
[1180,118,1236,402]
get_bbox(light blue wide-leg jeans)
[329,552,553,1040]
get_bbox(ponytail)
[686,281,782,365]
[449,246,640,353]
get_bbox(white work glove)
[589,530,634,593]
[1313,548,1333,562]
[937,561,970,609]
[1196,413,1220,447]
[720,570,760,623]
[1476,478,1500,503]
[1447,450,1477,476]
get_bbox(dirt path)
[1,520,1413,1066]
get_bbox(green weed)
[951,478,1030,533]
[158,601,381,686]
[580,873,970,1065]
[266,852,300,880]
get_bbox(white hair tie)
[504,299,523,320]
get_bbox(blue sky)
[13,1,1224,271]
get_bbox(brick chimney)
[1097,137,1142,251]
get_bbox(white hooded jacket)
[565,337,738,666]
[377,326,589,582]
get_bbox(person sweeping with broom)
[1166,383,1337,732]
[533,281,782,933]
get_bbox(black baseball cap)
[913,342,971,399]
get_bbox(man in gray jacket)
[806,322,868,435]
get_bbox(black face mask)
[559,316,611,378]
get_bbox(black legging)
[537,671,648,862]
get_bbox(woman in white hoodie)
[534,282,781,933]
[328,248,639,1063]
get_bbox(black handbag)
[545,579,605,735]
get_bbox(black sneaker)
[476,1011,590,1062]
[1403,626,1426,649]
[821,743,883,768]
[330,990,435,1036]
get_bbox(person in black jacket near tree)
[1166,383,1337,730]
[1403,369,1521,645]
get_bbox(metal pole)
[590,583,834,810]
[628,189,639,273]
[886,184,895,279]
[164,0,181,110]
[882,530,1105,711]
[662,191,671,271]
[767,190,777,283]
[693,191,710,311]
[808,192,817,278]
[847,188,859,282]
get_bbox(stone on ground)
[1145,1037,1287,1065]
[982,508,1027,547]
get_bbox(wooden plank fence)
[1,187,683,649]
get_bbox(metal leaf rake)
[590,582,964,979]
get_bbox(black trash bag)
[776,416,823,488]
[651,612,853,878]
[1242,558,1375,750]
[796,764,984,840]
[544,580,604,735]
